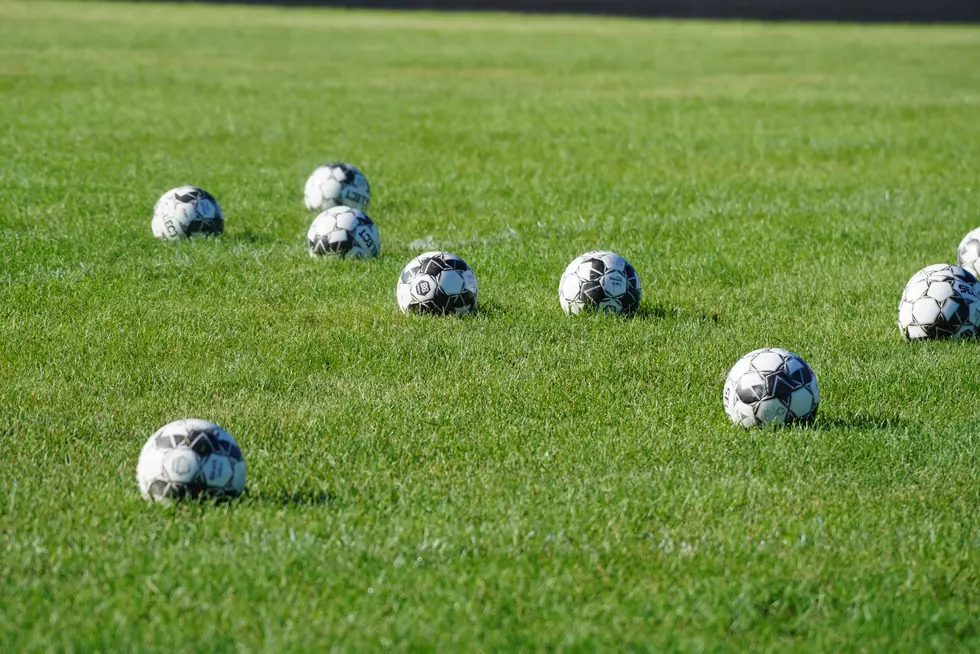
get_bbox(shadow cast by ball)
[244,489,336,507]
[231,229,275,244]
[403,299,503,319]
[813,412,907,431]
[635,303,722,324]
[474,299,507,318]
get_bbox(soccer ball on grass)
[957,228,980,278]
[151,186,224,240]
[396,251,478,315]
[897,264,980,340]
[137,419,246,502]
[304,162,370,211]
[723,348,819,428]
[307,206,380,258]
[559,250,641,315]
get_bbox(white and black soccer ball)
[136,419,246,502]
[307,206,380,259]
[957,228,980,278]
[723,348,819,428]
[558,250,641,315]
[151,186,224,240]
[396,251,478,315]
[897,264,980,340]
[304,162,371,211]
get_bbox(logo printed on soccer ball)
[602,271,627,295]
[358,230,376,251]
[344,191,369,206]
[416,280,431,295]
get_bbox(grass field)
[2,0,980,650]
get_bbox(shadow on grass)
[244,490,336,507]
[634,303,722,324]
[400,299,506,319]
[231,229,275,244]
[813,412,907,431]
[475,299,507,319]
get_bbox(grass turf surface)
[2,0,980,650]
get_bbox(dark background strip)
[132,0,980,23]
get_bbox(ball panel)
[736,403,757,428]
[788,387,815,419]
[754,398,789,425]
[750,351,784,374]
[333,211,358,231]
[599,252,625,272]
[911,297,942,325]
[438,270,465,296]
[599,297,622,313]
[903,279,928,301]
[735,372,766,404]
[897,301,915,329]
[581,280,606,302]
[764,371,797,402]
[926,281,955,302]
[396,284,413,312]
[163,450,202,484]
[600,270,627,298]
[905,324,927,340]
[203,455,234,488]
[577,260,601,281]
[940,297,969,324]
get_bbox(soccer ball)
[307,206,380,258]
[723,348,819,428]
[304,162,371,211]
[397,251,478,315]
[558,250,641,315]
[957,228,980,278]
[897,264,980,340]
[151,186,224,240]
[136,419,246,502]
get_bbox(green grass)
[2,0,980,650]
